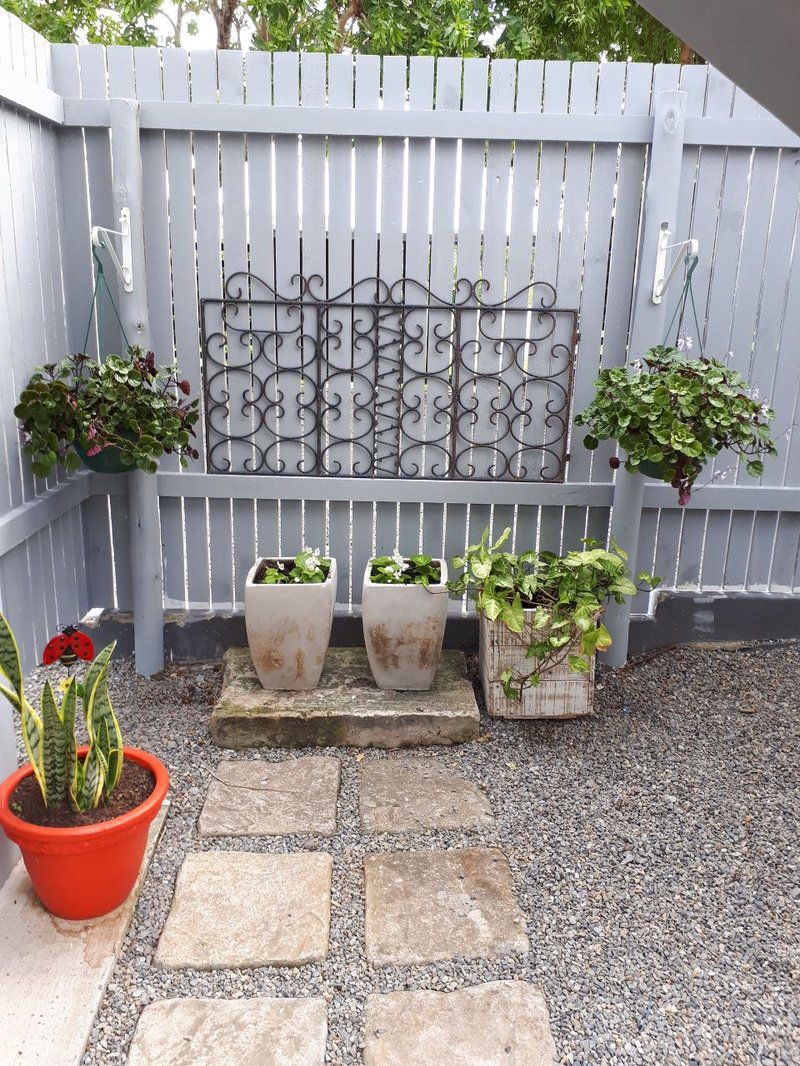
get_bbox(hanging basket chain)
[661,251,703,355]
[82,248,132,356]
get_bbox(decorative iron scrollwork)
[201,274,577,481]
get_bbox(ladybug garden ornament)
[42,625,95,668]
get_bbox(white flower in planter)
[391,549,409,574]
[302,546,323,573]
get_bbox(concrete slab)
[199,757,340,837]
[127,996,327,1066]
[0,800,168,1066]
[359,757,493,832]
[155,851,332,969]
[363,981,557,1065]
[364,847,529,965]
[211,648,479,749]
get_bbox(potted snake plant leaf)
[245,547,337,690]
[448,528,659,719]
[362,551,449,690]
[0,615,168,919]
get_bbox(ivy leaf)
[472,557,492,582]
[480,595,503,622]
[501,593,525,633]
[568,654,590,673]
[594,623,612,650]
[499,669,520,701]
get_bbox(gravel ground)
[18,640,800,1065]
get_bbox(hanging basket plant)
[575,345,777,504]
[14,347,200,478]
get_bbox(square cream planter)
[362,560,449,691]
[479,614,595,719]
[245,558,337,690]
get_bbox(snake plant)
[0,613,123,811]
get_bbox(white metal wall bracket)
[91,208,133,293]
[652,222,699,304]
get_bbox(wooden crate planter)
[478,615,595,720]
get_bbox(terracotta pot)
[245,558,337,690]
[362,559,449,691]
[0,747,169,920]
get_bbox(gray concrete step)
[211,647,480,749]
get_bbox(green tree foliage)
[3,0,690,60]
[3,0,162,44]
[494,0,687,63]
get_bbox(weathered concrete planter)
[362,560,449,691]
[479,614,595,719]
[245,558,337,690]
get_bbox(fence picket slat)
[191,49,226,609]
[349,55,382,602]
[533,62,570,553]
[443,57,489,569]
[374,55,408,554]
[325,53,355,602]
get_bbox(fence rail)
[5,77,800,151]
[2,6,800,673]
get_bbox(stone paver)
[360,757,493,832]
[364,847,529,965]
[199,757,340,837]
[126,997,327,1066]
[211,647,479,748]
[363,981,557,1065]
[155,852,332,969]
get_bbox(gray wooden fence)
[2,7,800,675]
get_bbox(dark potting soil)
[9,760,155,828]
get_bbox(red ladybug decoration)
[43,626,95,668]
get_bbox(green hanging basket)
[73,440,137,475]
[637,458,670,481]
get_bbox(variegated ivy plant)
[0,614,123,811]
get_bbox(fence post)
[108,99,164,676]
[604,88,687,668]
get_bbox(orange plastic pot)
[0,747,168,920]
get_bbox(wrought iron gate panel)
[201,274,577,481]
